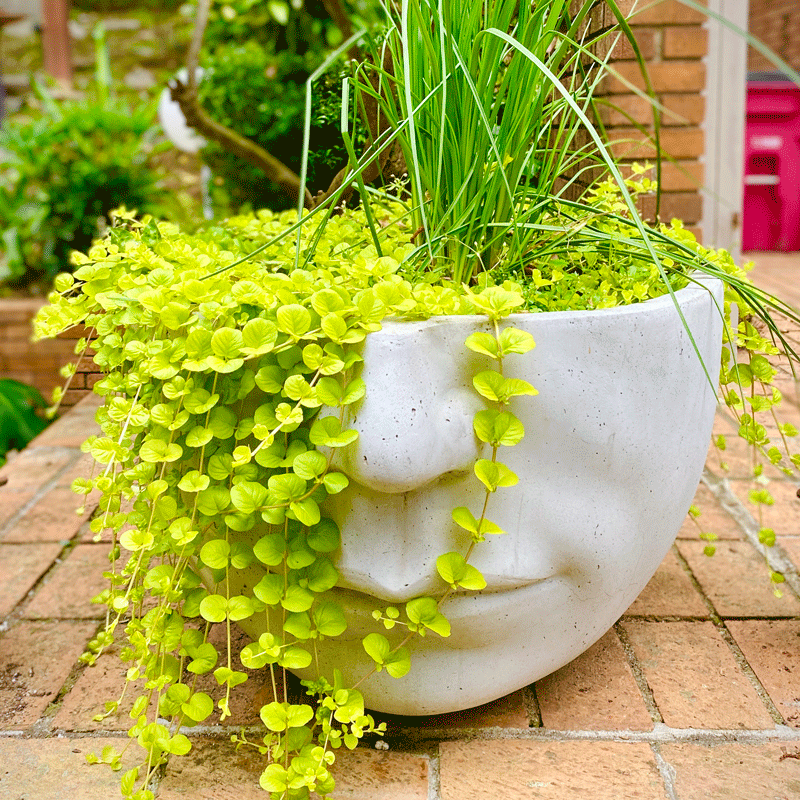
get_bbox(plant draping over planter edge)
[33,1,800,798]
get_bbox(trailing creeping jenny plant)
[34,0,800,798]
[36,201,540,796]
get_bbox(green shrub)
[204,0,335,52]
[0,379,49,466]
[0,24,165,292]
[193,0,369,212]
[0,91,162,290]
[198,44,359,211]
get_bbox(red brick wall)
[57,324,102,411]
[748,0,800,73]
[0,298,94,412]
[564,0,708,238]
[593,0,709,236]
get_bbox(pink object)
[742,80,800,252]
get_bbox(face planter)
[225,277,723,715]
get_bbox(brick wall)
[748,0,800,73]
[56,324,102,411]
[0,298,95,413]
[588,0,709,237]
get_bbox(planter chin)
[216,276,724,716]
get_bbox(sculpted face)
[232,280,722,715]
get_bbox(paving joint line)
[671,540,787,726]
[523,684,542,728]
[141,757,167,798]
[702,467,800,601]
[0,535,93,630]
[20,724,800,746]
[650,741,679,800]
[426,751,441,800]
[31,619,110,736]
[0,447,85,540]
[712,621,786,726]
[613,620,663,725]
[621,614,713,622]
[0,506,101,633]
[385,724,800,745]
[712,407,797,482]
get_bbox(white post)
[702,0,750,260]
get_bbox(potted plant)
[34,0,800,797]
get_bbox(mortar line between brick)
[427,750,441,800]
[672,533,788,726]
[0,535,93,629]
[388,724,800,745]
[26,724,800,745]
[613,620,663,725]
[0,447,85,539]
[30,619,110,737]
[650,742,679,800]
[524,683,542,728]
[701,467,800,601]
[148,759,167,797]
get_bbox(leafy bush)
[0,93,162,290]
[192,0,368,212]
[0,380,49,466]
[198,44,359,210]
[0,25,165,292]
[204,0,336,52]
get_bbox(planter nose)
[338,387,484,494]
[324,319,491,494]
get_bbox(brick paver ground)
[1,256,800,799]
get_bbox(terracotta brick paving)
[661,742,800,800]
[535,630,653,731]
[439,740,669,800]
[621,619,776,730]
[2,257,800,798]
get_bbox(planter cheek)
[228,278,723,716]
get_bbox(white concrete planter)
[226,277,723,715]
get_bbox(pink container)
[742,79,800,252]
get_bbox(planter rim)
[379,273,722,327]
